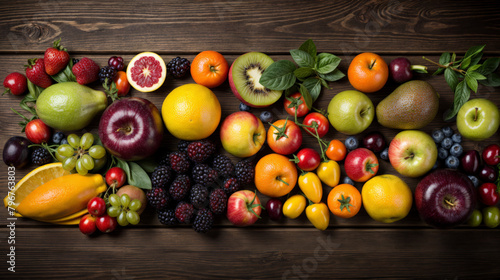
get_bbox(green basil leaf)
[299,83,313,110]
[444,67,459,91]
[465,74,478,93]
[127,162,152,190]
[445,81,470,120]
[477,57,500,75]
[316,53,341,74]
[302,77,321,103]
[259,60,296,90]
[319,69,345,82]
[294,67,315,79]
[299,39,317,60]
[479,73,500,87]
[439,52,451,65]
[290,49,315,68]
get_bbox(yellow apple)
[220,111,266,158]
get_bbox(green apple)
[456,98,500,141]
[388,130,437,178]
[220,111,266,158]
[327,90,374,135]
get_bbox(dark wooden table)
[1,0,500,279]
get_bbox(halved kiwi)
[228,52,283,108]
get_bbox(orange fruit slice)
[126,52,167,92]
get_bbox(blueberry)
[468,175,480,188]
[380,147,389,161]
[431,129,445,143]
[451,133,462,144]
[342,176,355,185]
[444,155,460,169]
[51,132,65,145]
[239,102,251,112]
[438,147,449,160]
[259,111,273,123]
[60,138,69,145]
[344,136,359,151]
[449,143,463,157]
[441,137,453,150]
[442,126,454,137]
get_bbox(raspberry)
[187,139,216,163]
[98,66,117,86]
[169,151,190,174]
[209,189,227,215]
[169,174,191,201]
[157,208,178,226]
[167,57,191,78]
[212,154,235,178]
[192,209,214,233]
[190,184,209,209]
[31,147,52,166]
[222,177,240,195]
[235,158,255,186]
[151,165,172,189]
[192,164,218,187]
[177,140,191,153]
[175,201,195,224]
[146,187,171,210]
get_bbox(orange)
[327,184,362,218]
[190,50,229,88]
[255,153,298,197]
[347,52,388,93]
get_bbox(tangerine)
[255,153,298,197]
[190,50,229,88]
[347,52,388,93]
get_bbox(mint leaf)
[290,49,314,68]
[302,77,321,103]
[50,59,76,83]
[294,67,315,79]
[316,53,341,74]
[445,80,471,120]
[259,60,296,90]
[439,52,451,65]
[479,73,500,87]
[467,71,487,81]
[460,45,485,69]
[444,68,459,91]
[299,39,317,60]
[299,83,313,110]
[477,57,500,75]
[465,74,478,93]
[319,69,345,82]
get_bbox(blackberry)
[157,207,178,226]
[187,139,216,163]
[169,151,190,174]
[151,165,173,189]
[192,164,218,186]
[146,187,171,210]
[169,174,191,201]
[177,140,191,153]
[222,177,240,195]
[192,209,214,233]
[31,147,52,166]
[98,66,117,86]
[235,159,255,186]
[167,57,190,78]
[212,154,235,178]
[209,189,227,215]
[158,151,171,167]
[175,201,195,224]
[190,184,209,209]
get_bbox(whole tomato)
[284,92,309,118]
[114,71,130,96]
[267,119,302,155]
[326,139,347,161]
[302,112,329,138]
[25,119,52,144]
[327,183,362,218]
[294,148,321,171]
[478,183,499,206]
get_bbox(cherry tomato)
[284,92,309,117]
[283,194,307,219]
[478,183,499,206]
[327,183,362,218]
[25,119,52,144]
[306,202,330,230]
[105,167,127,188]
[302,112,329,138]
[3,72,27,96]
[298,172,323,203]
[267,119,302,155]
[326,139,347,161]
[114,71,130,96]
[295,148,321,171]
[316,160,341,187]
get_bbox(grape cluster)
[107,193,142,226]
[55,132,107,175]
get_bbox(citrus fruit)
[327,184,362,218]
[3,162,71,210]
[191,50,229,88]
[126,52,166,92]
[347,52,388,93]
[161,83,221,140]
[255,153,298,197]
[361,174,412,223]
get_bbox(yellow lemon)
[361,174,412,223]
[162,83,221,140]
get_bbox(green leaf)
[451,52,457,63]
[284,84,299,97]
[299,39,317,60]
[468,71,487,81]
[259,60,297,90]
[299,83,313,110]
[294,67,315,79]
[51,60,76,83]
[290,49,315,68]
[135,157,158,173]
[316,53,341,74]
[445,81,471,120]
[477,57,500,75]
[444,68,459,91]
[439,52,451,65]
[302,77,321,103]
[432,67,446,76]
[460,45,485,69]
[128,162,152,190]
[27,79,43,100]
[465,74,478,93]
[319,77,329,89]
[479,73,500,87]
[319,69,345,82]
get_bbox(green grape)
[55,152,68,164]
[57,144,75,157]
[126,210,140,225]
[117,211,129,226]
[80,133,94,150]
[88,145,106,159]
[75,158,88,175]
[91,156,107,173]
[63,157,77,171]
[108,194,121,207]
[67,134,81,149]
[107,206,122,218]
[120,194,131,208]
[81,154,95,170]
[129,199,142,212]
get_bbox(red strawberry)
[72,57,100,85]
[44,38,70,75]
[25,58,52,88]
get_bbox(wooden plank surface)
[0,0,499,279]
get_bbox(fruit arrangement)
[2,38,500,236]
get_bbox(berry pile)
[167,57,190,79]
[432,126,463,169]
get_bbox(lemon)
[162,83,221,140]
[361,174,412,223]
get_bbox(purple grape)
[3,136,31,169]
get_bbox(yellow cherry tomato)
[298,172,323,203]
[316,160,341,188]
[306,202,330,230]
[283,194,307,219]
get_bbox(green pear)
[376,80,439,130]
[36,82,108,131]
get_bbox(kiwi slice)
[229,52,283,107]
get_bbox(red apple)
[226,190,263,226]
[79,214,97,235]
[344,148,379,182]
[99,97,163,161]
[220,111,266,158]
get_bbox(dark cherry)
[482,144,500,166]
[362,131,386,153]
[266,198,283,221]
[2,136,31,169]
[389,57,413,83]
[478,165,498,183]
[108,56,125,71]
[460,150,481,175]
